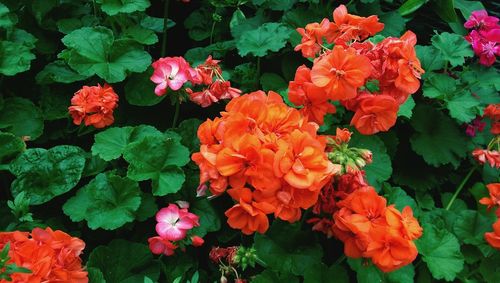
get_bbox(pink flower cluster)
[464,10,500,66]
[150,56,241,107]
[147,203,204,256]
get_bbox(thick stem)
[172,98,180,128]
[445,165,478,210]
[161,0,171,57]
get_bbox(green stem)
[334,255,346,266]
[209,21,216,45]
[445,165,478,210]
[161,0,171,57]
[172,99,180,128]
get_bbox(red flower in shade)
[148,236,177,256]
[350,95,399,135]
[68,84,118,128]
[311,45,372,100]
[484,104,500,134]
[472,149,500,168]
[485,219,500,249]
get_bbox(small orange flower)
[330,4,384,45]
[225,201,273,235]
[479,183,500,211]
[385,206,423,240]
[311,45,372,100]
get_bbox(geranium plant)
[0,0,499,282]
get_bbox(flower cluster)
[479,183,500,249]
[464,10,500,66]
[186,56,241,107]
[472,104,500,168]
[291,5,424,135]
[465,116,486,137]
[0,227,87,283]
[308,128,422,272]
[150,56,241,107]
[148,203,204,256]
[68,83,119,128]
[192,91,338,234]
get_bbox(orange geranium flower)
[350,94,399,135]
[289,65,336,125]
[484,104,500,134]
[294,19,334,58]
[225,201,273,235]
[364,228,418,272]
[330,4,384,45]
[479,183,500,211]
[485,219,500,249]
[0,228,87,283]
[385,206,423,240]
[311,45,372,100]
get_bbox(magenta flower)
[464,10,499,30]
[155,203,200,241]
[467,29,500,66]
[150,57,200,96]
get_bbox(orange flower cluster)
[334,186,422,272]
[68,84,118,128]
[480,183,500,249]
[0,227,88,283]
[291,5,424,134]
[192,91,338,234]
[484,104,500,135]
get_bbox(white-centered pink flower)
[155,203,200,241]
[150,57,200,96]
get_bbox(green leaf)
[135,193,158,222]
[304,264,348,283]
[254,221,323,276]
[175,119,202,152]
[422,73,457,99]
[125,68,165,106]
[0,40,36,76]
[260,73,288,92]
[123,135,189,196]
[63,172,141,230]
[398,0,428,16]
[230,9,267,40]
[92,127,135,161]
[446,92,480,123]
[455,0,485,19]
[480,253,500,283]
[141,16,175,32]
[61,26,151,83]
[0,3,17,28]
[382,183,419,217]
[350,134,392,187]
[253,270,300,283]
[416,222,465,281]
[416,45,445,73]
[9,145,86,205]
[236,22,291,57]
[397,96,415,119]
[190,198,221,238]
[39,89,71,121]
[453,210,496,255]
[36,61,90,84]
[432,0,458,23]
[184,8,214,41]
[386,264,415,283]
[347,258,384,283]
[0,132,25,164]
[410,104,467,168]
[122,26,159,45]
[252,0,297,11]
[379,12,406,37]
[96,0,150,16]
[431,32,474,67]
[87,268,106,283]
[87,239,160,283]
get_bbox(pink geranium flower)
[464,10,499,30]
[150,57,200,96]
[467,29,500,66]
[155,204,200,241]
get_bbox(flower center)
[330,67,346,77]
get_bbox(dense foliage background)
[0,0,499,282]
